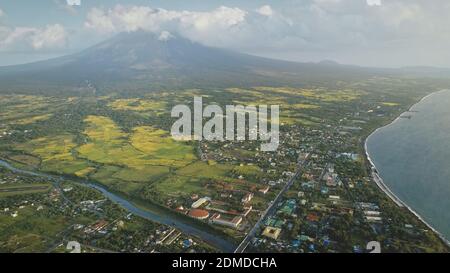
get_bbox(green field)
[0,88,333,201]
[7,111,212,198]
[0,184,51,197]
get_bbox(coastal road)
[234,156,309,253]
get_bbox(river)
[0,159,236,252]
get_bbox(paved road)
[234,157,309,253]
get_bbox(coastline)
[364,89,450,248]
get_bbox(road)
[234,156,309,253]
[0,159,236,253]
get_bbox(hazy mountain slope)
[1,31,447,95]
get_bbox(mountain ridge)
[1,30,449,95]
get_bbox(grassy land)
[0,86,373,201]
[2,78,450,252]
[7,112,203,198]
[108,98,166,112]
[0,184,51,197]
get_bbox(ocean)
[366,89,450,241]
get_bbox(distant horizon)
[1,1,450,68]
[1,29,450,70]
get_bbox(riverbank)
[0,159,237,252]
[363,89,450,248]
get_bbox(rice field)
[0,95,73,125]
[2,87,332,200]
[10,113,201,195]
[108,98,166,112]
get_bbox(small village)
[0,169,214,253]
[163,100,447,253]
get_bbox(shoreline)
[364,89,450,248]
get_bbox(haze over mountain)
[1,30,449,95]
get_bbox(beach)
[364,89,450,247]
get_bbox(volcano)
[0,30,408,94]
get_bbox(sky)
[0,0,450,67]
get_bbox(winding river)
[0,159,236,252]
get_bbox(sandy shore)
[364,89,450,247]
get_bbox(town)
[1,81,449,253]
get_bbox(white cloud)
[367,0,382,6]
[84,5,247,34]
[0,7,69,52]
[84,5,247,44]
[256,5,273,17]
[158,30,173,41]
[0,27,34,49]
[3,1,450,67]
[31,24,68,49]
[84,7,117,33]
[53,0,79,15]
[67,0,81,6]
[0,24,68,51]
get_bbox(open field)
[233,165,263,178]
[0,86,362,201]
[77,116,195,169]
[0,81,430,203]
[131,126,196,166]
[0,95,74,126]
[5,110,204,197]
[0,211,69,252]
[1,77,450,253]
[0,184,51,197]
[108,98,166,112]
